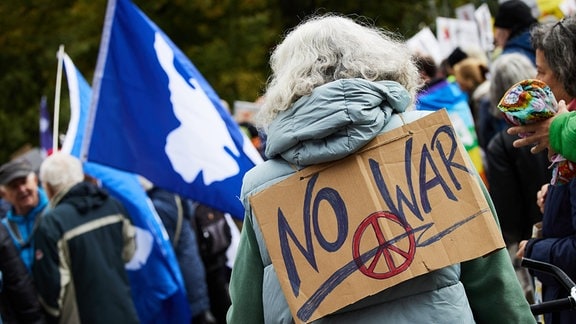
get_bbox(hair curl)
[256,14,421,127]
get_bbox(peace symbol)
[352,211,416,279]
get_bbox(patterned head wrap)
[499,79,576,185]
[498,79,558,127]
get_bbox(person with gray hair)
[530,17,576,108]
[489,54,536,111]
[508,15,576,324]
[38,153,84,203]
[33,152,139,323]
[227,14,534,323]
[508,15,576,153]
[477,53,536,149]
[485,53,552,304]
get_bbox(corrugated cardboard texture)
[250,109,505,323]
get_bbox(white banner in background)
[407,27,443,66]
[436,17,481,59]
[475,3,494,52]
[456,3,476,21]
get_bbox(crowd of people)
[0,153,237,323]
[227,1,576,323]
[412,5,576,323]
[0,0,575,323]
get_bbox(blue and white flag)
[61,52,191,324]
[83,0,262,220]
[61,53,91,157]
[39,95,53,157]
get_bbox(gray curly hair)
[256,14,421,127]
[531,15,576,98]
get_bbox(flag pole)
[53,45,65,151]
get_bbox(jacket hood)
[264,78,411,166]
[502,30,536,63]
[57,182,108,214]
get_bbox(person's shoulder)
[0,221,10,242]
[106,194,129,215]
[242,159,296,198]
[486,129,507,152]
[0,199,10,218]
[382,110,432,133]
[400,110,433,122]
[37,205,70,233]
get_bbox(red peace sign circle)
[352,211,416,279]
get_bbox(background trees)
[0,0,494,162]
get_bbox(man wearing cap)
[493,0,538,64]
[0,160,49,271]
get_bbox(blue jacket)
[227,78,534,323]
[2,188,49,271]
[416,79,486,184]
[416,79,477,148]
[502,30,536,65]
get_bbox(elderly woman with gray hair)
[509,15,576,324]
[226,14,534,323]
[485,53,552,304]
[509,16,576,154]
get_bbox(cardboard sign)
[249,109,505,323]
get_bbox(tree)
[0,0,496,162]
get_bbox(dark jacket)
[476,98,508,151]
[502,29,536,65]
[525,178,576,324]
[33,181,138,324]
[0,223,45,324]
[486,130,551,245]
[146,187,211,318]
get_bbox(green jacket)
[227,79,535,323]
[550,111,576,161]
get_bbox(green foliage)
[0,0,498,163]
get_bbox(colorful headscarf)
[499,79,576,185]
[498,79,558,128]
